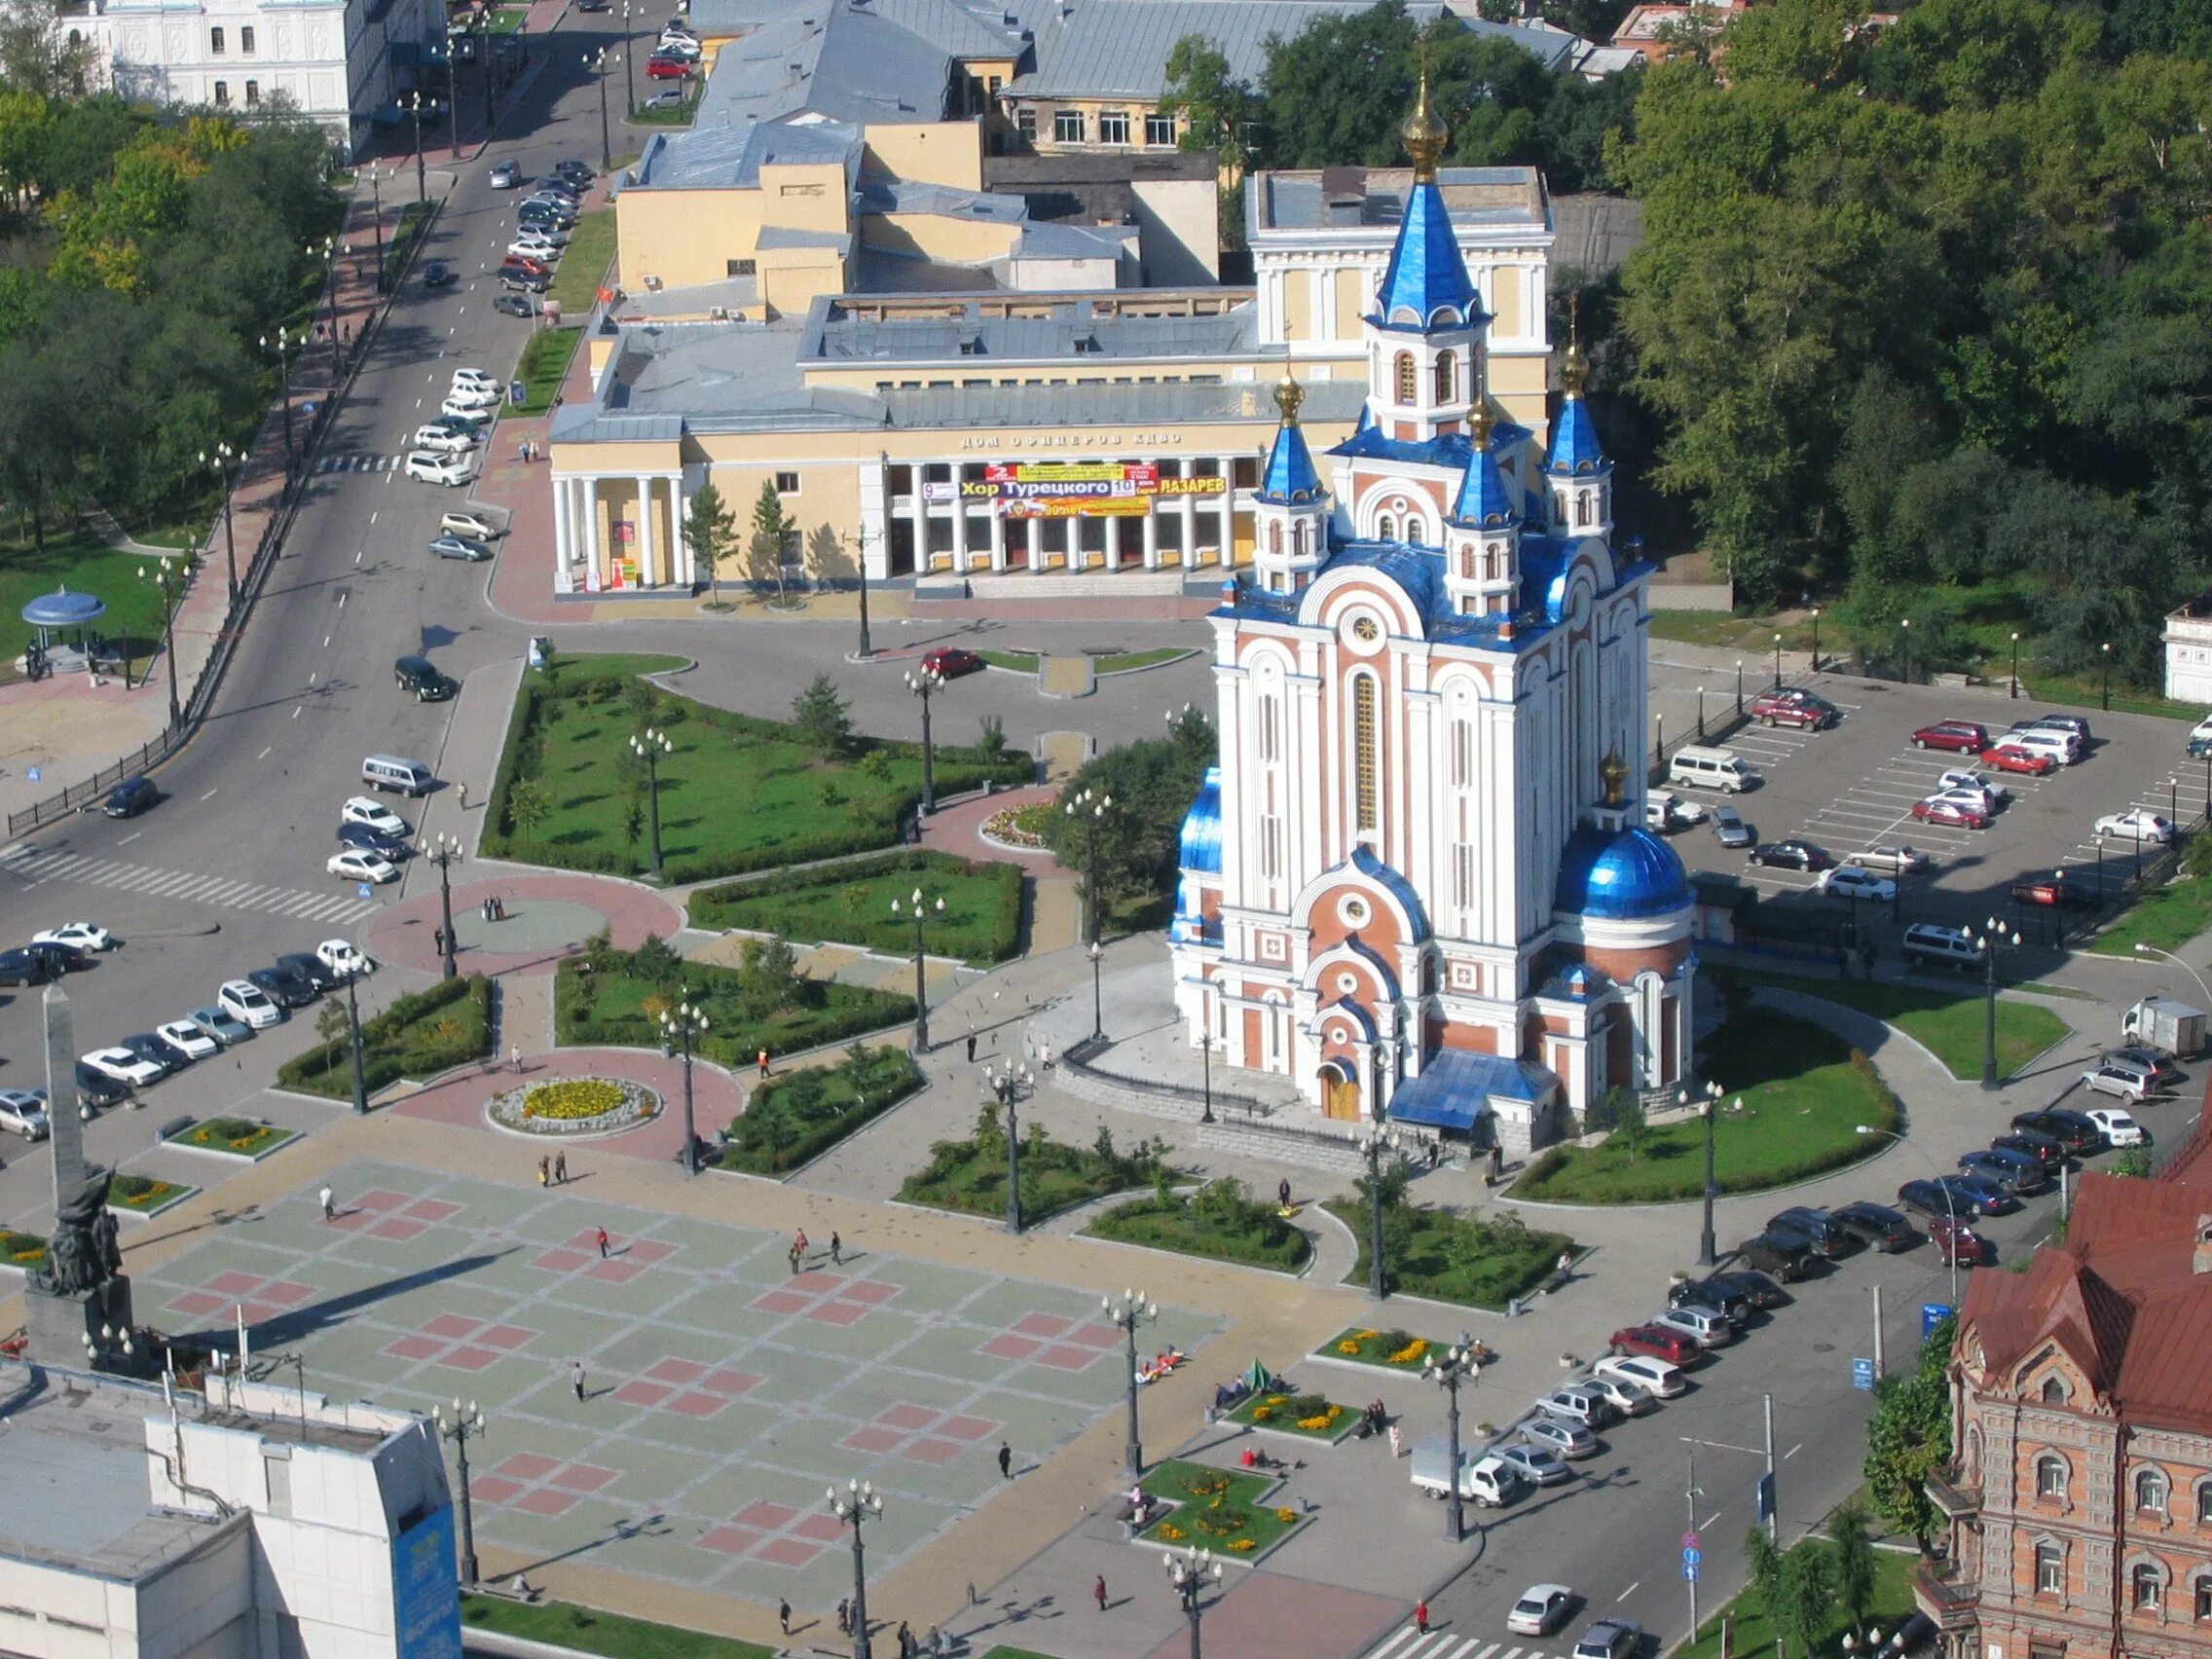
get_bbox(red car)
[1981,744,2055,776]
[1609,1324,1701,1366]
[1929,1215,1993,1268]
[920,646,983,679]
[645,55,694,78]
[499,255,551,278]
[1911,796,1991,830]
[1911,720,1989,754]
[1747,688,1838,730]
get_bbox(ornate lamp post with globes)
[138,554,182,727]
[985,1061,1033,1234]
[904,662,944,815]
[660,996,708,1174]
[1356,1125,1398,1300]
[430,1399,488,1586]
[1104,1287,1156,1476]
[1164,1547,1223,1659]
[891,886,942,1051]
[1425,1341,1479,1542]
[199,443,241,604]
[828,1478,884,1659]
[1975,917,2022,1090]
[425,831,463,979]
[630,726,672,877]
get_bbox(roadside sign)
[1853,1357,1876,1391]
[356,883,373,899]
[1683,1562,1700,1582]
[24,766,37,783]
[1922,1302,1953,1337]
[1756,1474,1775,1522]
[509,380,528,406]
[1683,1548,1702,1567]
[1681,1531,1700,1550]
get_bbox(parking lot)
[1657,671,2210,939]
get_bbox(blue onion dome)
[1177,767,1223,874]
[1554,825,1689,920]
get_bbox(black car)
[1829,1201,1915,1252]
[275,952,342,994]
[499,270,550,293]
[0,946,57,985]
[2104,1045,2183,1086]
[1736,1231,1816,1280]
[117,1034,174,1078]
[1961,1148,2048,1195]
[1708,1269,1789,1309]
[102,775,156,818]
[22,940,90,976]
[1669,1275,1753,1326]
[338,823,409,859]
[73,1060,129,1107]
[1990,1129,2066,1172]
[248,965,318,1008]
[1748,840,1833,871]
[2010,1107,2105,1155]
[422,260,456,287]
[494,293,536,318]
[1767,1206,1852,1257]
[552,160,594,182]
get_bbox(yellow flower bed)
[1296,1413,1337,1431]
[1229,1538,1257,1552]
[1274,1507,1299,1524]
[1386,1338,1428,1366]
[1157,1523,1185,1541]
[1250,1405,1273,1420]
[523,1078,624,1121]
[1337,1340,1362,1354]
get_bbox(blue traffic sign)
[1683,1562,1700,1582]
[1853,1357,1876,1391]
[1922,1302,1953,1337]
[23,766,37,783]
[356,883,373,899]
[1683,1547,1702,1567]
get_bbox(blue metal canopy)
[21,588,105,629]
[1387,1050,1556,1131]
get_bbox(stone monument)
[24,984,136,1368]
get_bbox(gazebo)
[19,586,106,676]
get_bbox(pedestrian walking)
[830,1231,842,1265]
[1416,1599,1430,1635]
[778,1600,791,1636]
[997,1441,1013,1479]
[1093,1575,1108,1612]
[967,1582,978,1607]
[496,896,506,921]
[457,781,469,810]
[483,897,494,923]
[1387,1423,1402,1458]
[536,1155,549,1187]
[1277,1177,1292,1210]
[571,1360,585,1400]
[965,1032,977,1062]
[788,1242,800,1275]
[897,1621,913,1656]
[836,1599,851,1636]
[319,1185,336,1222]
[1039,1040,1051,1071]
[928,1626,944,1657]
[1487,1143,1503,1186]
[553,1151,568,1184]
[1556,1249,1573,1282]
[596,1226,611,1258]
[757,1048,770,1078]
[511,1043,523,1073]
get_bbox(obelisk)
[44,982,83,1197]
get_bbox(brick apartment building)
[1919,1104,2212,1659]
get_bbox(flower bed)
[487,1076,662,1138]
[1085,1180,1309,1272]
[109,1174,198,1215]
[2,1230,45,1269]
[277,975,493,1099]
[1227,1386,1355,1443]
[979,803,1051,851]
[166,1118,297,1160]
[1317,1326,1435,1372]
[1135,1458,1306,1560]
[709,1045,921,1175]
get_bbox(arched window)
[2194,1572,2212,1621]
[1377,513,1396,541]
[1351,674,1379,834]
[2036,1456,2067,1499]
[1394,352,1416,403]
[1434,352,1455,403]
[2035,1541,2063,1595]
[1576,493,1593,528]
[2132,1563,2164,1611]
[2041,1376,2068,1404]
[1268,520,1281,555]
[1293,521,1309,558]
[2198,1480,2212,1525]
[2136,1469,2169,1516]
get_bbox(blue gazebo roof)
[21,588,105,628]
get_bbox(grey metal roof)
[679,0,967,130]
[758,224,855,250]
[1251,164,1549,234]
[858,178,1028,220]
[1015,219,1134,259]
[629,116,864,190]
[805,295,1259,362]
[879,375,1365,428]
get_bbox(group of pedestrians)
[786,1228,846,1272]
[534,1152,571,1186]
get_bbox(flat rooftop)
[1251,165,1550,236]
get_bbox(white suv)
[1819,866,1896,902]
[217,978,283,1029]
[405,450,480,486]
[341,796,410,836]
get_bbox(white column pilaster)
[553,475,573,593]
[987,501,1006,571]
[672,474,691,586]
[1142,503,1160,569]
[632,474,655,586]
[582,478,602,592]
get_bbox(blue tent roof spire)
[1369,73,1483,332]
[1546,296,1608,476]
[1255,372,1324,506]
[1451,364,1517,528]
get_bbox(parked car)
[1830,1201,1915,1252]
[2083,1106,2149,1146]
[187,1006,253,1046]
[1574,1620,1643,1659]
[494,293,537,318]
[428,535,493,562]
[645,54,695,77]
[153,1018,217,1062]
[1819,866,1896,902]
[508,238,564,263]
[1524,1416,1599,1459]
[2105,1045,2182,1085]
[1711,806,1754,849]
[1749,839,1833,870]
[421,259,456,288]
[1934,1172,2011,1215]
[1493,1444,1572,1488]
[0,947,57,986]
[1582,1374,1656,1417]
[2082,1061,2156,1103]
[2024,713,2092,741]
[1735,1231,1817,1280]
[1989,1129,2067,1172]
[405,450,481,485]
[498,269,550,295]
[1958,1148,2046,1195]
[1767,1206,1853,1257]
[1509,1586,1577,1638]
[328,849,399,885]
[1748,688,1838,729]
[317,940,373,979]
[645,88,691,109]
[81,1046,166,1087]
[275,952,343,995]
[22,940,90,976]
[32,921,112,952]
[1608,1325,1700,1366]
[442,510,501,541]
[414,424,479,455]
[341,797,411,837]
[1929,1215,1993,1268]
[488,159,519,188]
[0,1089,50,1139]
[1535,1385,1618,1429]
[2010,1107,2105,1154]
[920,646,985,679]
[103,775,157,818]
[246,965,316,1008]
[217,978,283,1028]
[1591,1352,1685,1398]
[1649,1306,1733,1348]
[1912,720,1990,753]
[1704,1269,1790,1309]
[1982,744,2057,776]
[73,1060,129,1108]
[1911,796,1992,830]
[1850,843,1929,874]
[330,817,403,850]
[2095,810,2174,844]
[1644,792,1706,833]
[2011,870,2099,909]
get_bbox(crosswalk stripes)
[0,848,381,924]
[1365,1633,1575,1659]
[314,453,395,475]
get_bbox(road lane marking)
[116,832,140,846]
[323,635,331,648]
[1616,1585,1640,1602]
[293,707,303,718]
[202,789,218,800]
[369,511,377,525]
[355,550,363,565]
[1703,1510,1721,1529]
[1786,1443,1802,1458]
[257,747,272,760]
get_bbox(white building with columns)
[1164,90,1695,1151]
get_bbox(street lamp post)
[2009,631,2020,698]
[1973,916,2021,1090]
[827,1480,884,1659]
[1809,607,1821,673]
[1425,1341,1478,1542]
[138,555,182,728]
[1899,616,1911,685]
[368,165,387,292]
[1164,1548,1223,1659]
[406,92,427,202]
[1197,1028,1214,1124]
[1086,940,1105,1043]
[2100,641,2113,712]
[589,48,617,170]
[1857,1124,1960,1309]
[426,831,463,980]
[199,444,240,605]
[2132,942,2212,1007]
[1772,631,1783,690]
[1066,787,1114,945]
[629,726,671,877]
[313,235,340,383]
[903,664,944,814]
[430,1399,488,1586]
[1104,1288,1156,1476]
[345,970,368,1116]
[659,997,708,1175]
[260,329,299,483]
[1683,1079,1721,1266]
[891,886,943,1051]
[1357,1126,1399,1300]
[987,1063,1033,1234]
[621,0,637,113]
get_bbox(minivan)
[1669,746,1758,793]
[1901,922,1984,972]
[2082,1058,2157,1102]
[395,656,457,702]
[1737,1231,1816,1281]
[2003,727,2078,766]
[361,755,435,795]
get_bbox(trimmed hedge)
[554,953,912,1069]
[1088,1179,1309,1271]
[687,850,1022,965]
[276,976,494,1098]
[714,1045,922,1175]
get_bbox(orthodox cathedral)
[1167,84,1695,1155]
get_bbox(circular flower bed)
[980,802,1051,852]
[486,1075,663,1138]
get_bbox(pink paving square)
[751,1289,813,1314]
[668,1391,726,1418]
[563,1229,607,1250]
[586,1259,646,1283]
[468,1476,526,1505]
[548,1464,618,1493]
[982,1335,1042,1361]
[793,1513,849,1543]
[1037,1345,1099,1370]
[805,1301,866,1327]
[495,1452,562,1479]
[703,1370,761,1396]
[205,1270,263,1295]
[353,1190,409,1212]
[369,1217,426,1241]
[612,1381,674,1408]
[939,1415,998,1442]
[262,1281,315,1307]
[479,1325,536,1351]
[880,1403,938,1430]
[625,1239,677,1264]
[329,1208,376,1231]
[732,1502,799,1530]
[904,1438,965,1466]
[755,1537,823,1569]
[842,1425,904,1454]
[696,1526,762,1557]
[384,1334,445,1361]
[532,1248,591,1272]
[1068,1323,1122,1348]
[239,1302,282,1328]
[443,1346,500,1372]
[403,1198,461,1222]
[645,1357,709,1383]
[514,1488,580,1518]
[791,1271,846,1293]
[1013,1311,1074,1338]
[839,1279,899,1306]
[166,1290,226,1317]
[423,1312,481,1340]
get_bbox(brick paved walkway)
[365,868,684,977]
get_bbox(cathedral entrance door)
[1320,1063,1359,1121]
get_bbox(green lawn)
[2090,872,2212,957]
[1329,1199,1571,1308]
[550,208,616,313]
[1675,1540,1916,1659]
[1317,1325,1440,1371]
[902,1125,1170,1225]
[1226,1386,1353,1441]
[1138,1458,1308,1556]
[511,325,583,418]
[277,976,494,1099]
[1085,1182,1309,1272]
[555,949,913,1073]
[538,652,691,685]
[108,1175,197,1214]
[688,850,1022,965]
[630,91,700,125]
[711,1045,922,1175]
[977,649,1041,673]
[1513,1014,1894,1204]
[1775,976,2071,1079]
[1649,610,1821,654]
[485,655,1029,883]
[1094,646,1192,674]
[480,6,528,32]
[168,1118,296,1158]
[3,1229,46,1267]
[460,1595,771,1659]
[0,533,178,673]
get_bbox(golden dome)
[1599,749,1630,806]
[1562,293,1588,396]
[1401,69,1449,182]
[1273,370,1305,425]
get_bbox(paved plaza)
[136,1159,1221,1611]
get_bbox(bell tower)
[1546,307,1612,542]
[1252,372,1331,596]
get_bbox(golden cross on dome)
[1401,59,1448,182]
[1274,366,1305,426]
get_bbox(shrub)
[717,1045,923,1175]
[688,850,1023,964]
[277,976,494,1097]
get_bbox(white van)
[1901,922,1984,972]
[2004,726,2079,766]
[1669,746,1758,793]
[361,755,435,796]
